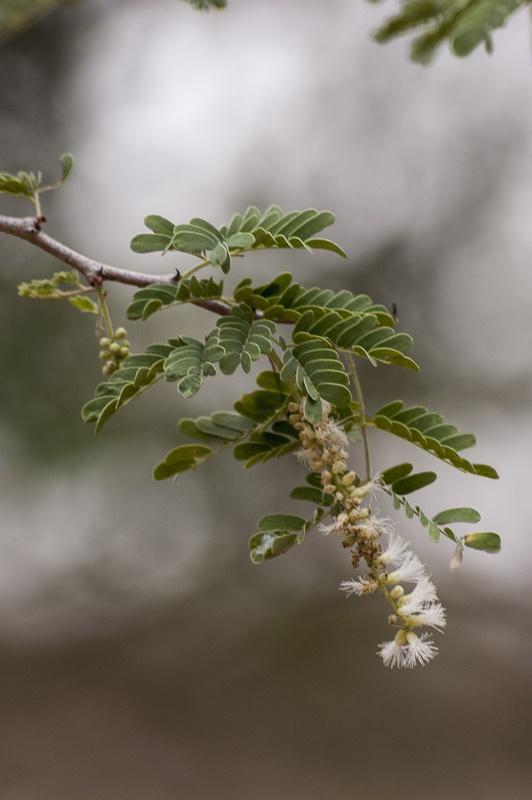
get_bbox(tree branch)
[0,214,233,316]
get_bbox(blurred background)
[0,1,531,797]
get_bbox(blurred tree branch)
[0,0,72,42]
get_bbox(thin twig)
[347,353,372,481]
[0,214,233,317]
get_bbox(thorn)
[172,268,181,284]
[31,215,47,232]
[392,302,399,323]
[90,266,105,287]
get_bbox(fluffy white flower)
[322,420,349,449]
[404,632,438,668]
[387,554,426,585]
[339,576,377,596]
[379,531,410,566]
[408,603,447,631]
[377,636,406,668]
[319,520,341,536]
[399,576,438,614]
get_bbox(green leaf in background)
[182,0,227,10]
[59,152,74,183]
[0,0,65,41]
[372,0,526,64]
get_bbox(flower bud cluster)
[99,326,130,376]
[289,401,377,566]
[288,401,445,669]
[342,529,446,668]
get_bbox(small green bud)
[100,337,111,347]
[99,350,110,360]
[119,346,129,358]
[109,342,121,354]
[115,327,128,339]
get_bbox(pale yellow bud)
[390,585,404,599]
[341,471,357,486]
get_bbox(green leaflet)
[221,205,347,258]
[153,370,295,479]
[232,421,299,468]
[370,401,499,478]
[68,295,98,314]
[380,465,489,546]
[450,0,524,56]
[391,471,437,495]
[249,512,322,564]
[383,483,459,545]
[59,153,74,183]
[153,444,212,480]
[130,206,346,270]
[373,0,526,64]
[0,153,74,201]
[233,370,290,422]
[463,532,501,554]
[0,170,38,199]
[81,344,174,432]
[280,336,352,422]
[215,305,276,374]
[179,411,257,445]
[130,216,231,272]
[164,333,224,398]
[126,277,223,321]
[293,308,418,371]
[233,273,394,327]
[290,472,334,507]
[432,507,481,525]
